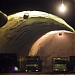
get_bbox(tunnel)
[0,11,74,57]
[29,30,75,72]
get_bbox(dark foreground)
[1,72,75,75]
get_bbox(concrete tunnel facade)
[0,11,74,57]
[29,30,75,72]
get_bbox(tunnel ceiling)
[0,11,74,56]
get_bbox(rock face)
[0,11,74,56]
[29,30,75,72]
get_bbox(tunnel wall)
[0,11,74,56]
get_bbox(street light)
[59,0,67,13]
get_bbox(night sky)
[0,0,75,29]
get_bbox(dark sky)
[0,0,75,29]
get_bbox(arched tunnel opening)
[0,11,75,73]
